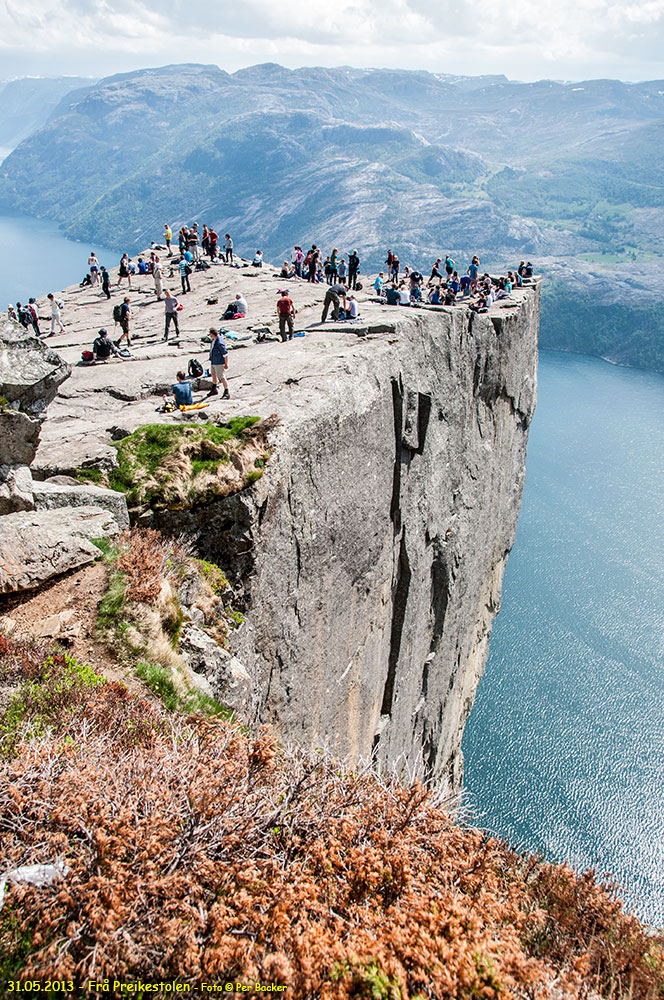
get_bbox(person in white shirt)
[235,293,248,315]
[47,293,65,335]
[88,252,100,285]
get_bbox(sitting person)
[252,250,263,268]
[234,293,248,316]
[429,287,441,304]
[80,272,93,287]
[448,272,460,295]
[137,257,149,275]
[92,327,120,361]
[172,370,193,407]
[280,261,294,279]
[459,273,471,297]
[398,284,410,305]
[385,285,400,305]
[347,294,359,319]
[444,288,457,306]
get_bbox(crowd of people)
[6,221,535,411]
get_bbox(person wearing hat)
[348,249,360,290]
[92,328,119,361]
[276,289,296,341]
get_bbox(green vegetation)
[72,417,268,508]
[72,466,104,485]
[196,558,230,595]
[135,660,231,718]
[1,650,106,757]
[332,960,402,999]
[541,281,664,371]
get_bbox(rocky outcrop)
[0,318,128,593]
[158,285,540,787]
[0,506,119,593]
[32,478,130,529]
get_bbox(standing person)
[321,282,347,323]
[276,288,296,341]
[178,228,187,256]
[292,245,301,277]
[100,266,111,299]
[27,298,41,336]
[307,245,319,283]
[117,254,132,287]
[224,233,233,263]
[88,252,100,285]
[179,256,191,294]
[208,327,230,398]
[330,248,339,282]
[348,250,359,290]
[187,225,200,262]
[337,257,347,283]
[163,290,180,341]
[430,258,443,286]
[163,223,172,256]
[16,303,31,330]
[468,257,479,294]
[391,253,400,283]
[47,293,65,336]
[118,296,131,346]
[385,250,394,274]
[201,225,210,258]
[374,272,385,296]
[153,257,164,300]
[208,228,218,260]
[444,253,455,282]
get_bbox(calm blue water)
[463,350,664,926]
[0,213,120,308]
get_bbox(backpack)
[81,350,94,362]
[188,358,204,378]
[113,304,123,323]
[184,263,192,275]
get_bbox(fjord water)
[0,213,119,307]
[463,350,664,925]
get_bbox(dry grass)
[0,631,662,998]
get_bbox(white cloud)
[0,0,662,81]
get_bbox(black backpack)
[113,304,123,323]
[188,358,204,378]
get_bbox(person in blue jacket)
[208,327,230,398]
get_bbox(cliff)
[205,297,538,786]
[4,257,538,786]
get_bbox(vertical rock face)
[222,285,540,787]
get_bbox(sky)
[1,0,663,83]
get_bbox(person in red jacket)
[276,289,296,341]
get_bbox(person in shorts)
[208,327,230,398]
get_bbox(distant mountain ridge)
[0,63,662,369]
[0,76,94,155]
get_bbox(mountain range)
[0,63,662,369]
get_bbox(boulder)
[0,318,71,416]
[32,479,130,530]
[0,411,42,466]
[179,623,252,717]
[0,465,34,515]
[0,506,119,594]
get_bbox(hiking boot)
[208,386,219,396]
[222,388,230,400]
